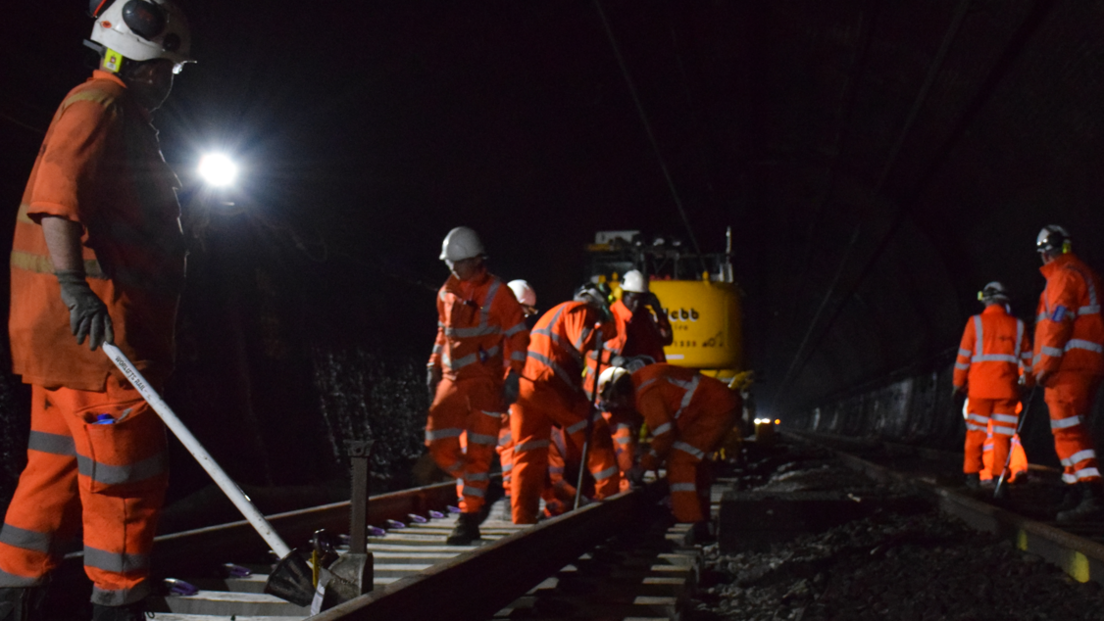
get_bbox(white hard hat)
[1036,225,1071,255]
[439,227,485,262]
[89,0,193,72]
[597,366,630,397]
[621,270,648,293]
[978,281,1009,304]
[507,280,537,307]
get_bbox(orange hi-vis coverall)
[3,71,183,606]
[1033,253,1104,485]
[427,270,529,514]
[542,426,592,518]
[633,364,740,523]
[953,304,1032,478]
[510,301,619,524]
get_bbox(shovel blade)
[318,552,373,609]
[264,550,315,607]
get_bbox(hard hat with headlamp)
[574,282,613,323]
[1036,225,1072,257]
[977,281,1009,305]
[621,270,649,294]
[439,227,485,264]
[88,0,193,74]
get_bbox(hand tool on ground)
[994,386,1036,500]
[575,324,605,510]
[103,344,316,606]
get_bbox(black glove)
[56,270,113,351]
[503,370,520,405]
[426,365,442,401]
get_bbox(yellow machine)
[587,229,746,385]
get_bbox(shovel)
[102,344,316,606]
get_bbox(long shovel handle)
[575,325,606,510]
[994,386,1037,499]
[103,343,292,558]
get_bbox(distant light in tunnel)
[774,419,781,425]
[198,153,238,187]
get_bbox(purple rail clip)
[447,505,462,514]
[367,525,387,537]
[222,563,252,578]
[164,578,199,596]
[385,519,406,529]
[408,513,428,523]
[428,510,445,519]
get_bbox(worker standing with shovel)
[1,2,194,618]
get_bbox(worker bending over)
[598,364,741,532]
[509,285,620,524]
[1031,226,1104,523]
[1,2,192,618]
[426,227,529,544]
[952,282,1032,497]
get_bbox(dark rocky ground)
[690,444,1104,621]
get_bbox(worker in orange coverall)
[951,282,1032,497]
[598,364,740,533]
[1030,225,1104,523]
[427,227,529,544]
[0,3,192,618]
[509,285,620,524]
[494,279,540,516]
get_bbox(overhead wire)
[774,0,975,409]
[593,0,708,274]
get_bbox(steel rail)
[61,481,458,576]
[784,430,1104,585]
[312,485,659,621]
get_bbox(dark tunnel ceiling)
[3,0,1104,416]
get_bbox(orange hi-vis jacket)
[524,301,610,397]
[1034,254,1104,378]
[428,270,529,383]
[10,71,186,391]
[953,304,1032,399]
[633,363,739,472]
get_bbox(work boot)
[1057,482,1104,524]
[964,473,980,490]
[0,584,48,621]
[446,513,481,545]
[91,600,148,621]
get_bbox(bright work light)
[198,153,238,187]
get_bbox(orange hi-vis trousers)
[603,408,637,493]
[962,397,1018,477]
[981,424,1028,482]
[665,410,735,523]
[509,380,619,524]
[427,376,504,514]
[0,379,168,606]
[1044,372,1103,484]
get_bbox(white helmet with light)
[89,0,193,73]
[439,227,485,263]
[621,270,648,294]
[507,280,537,307]
[597,366,631,399]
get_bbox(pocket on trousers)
[74,401,168,495]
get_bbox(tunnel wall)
[791,362,1104,470]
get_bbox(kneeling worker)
[598,363,741,528]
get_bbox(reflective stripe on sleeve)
[958,348,972,358]
[955,362,970,370]
[1066,339,1104,354]
[1041,346,1064,357]
[651,422,673,436]
[566,419,588,435]
[966,423,987,432]
[1061,449,1097,467]
[1051,416,1084,430]
[973,316,984,358]
[616,435,632,445]
[511,351,527,362]
[504,322,527,337]
[468,433,497,445]
[672,441,704,460]
[591,466,618,481]
[425,428,465,441]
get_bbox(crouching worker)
[597,364,741,527]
